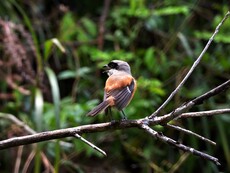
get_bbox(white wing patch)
[127,86,131,93]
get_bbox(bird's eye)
[108,62,118,69]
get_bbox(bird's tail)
[87,100,110,116]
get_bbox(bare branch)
[0,79,229,166]
[168,152,190,173]
[140,124,220,166]
[166,124,216,146]
[157,79,230,124]
[0,11,229,167]
[0,80,229,148]
[192,80,230,105]
[98,0,111,49]
[14,146,23,173]
[0,113,72,148]
[22,150,36,173]
[0,113,36,134]
[149,11,230,119]
[177,109,230,119]
[74,133,107,156]
[0,120,141,150]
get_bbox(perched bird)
[87,60,136,119]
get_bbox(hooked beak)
[102,64,110,73]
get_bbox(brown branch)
[0,113,72,148]
[0,11,229,167]
[177,109,230,119]
[14,146,23,173]
[0,79,229,147]
[0,79,229,166]
[156,79,230,124]
[140,124,220,166]
[22,150,36,173]
[166,124,216,145]
[98,0,111,49]
[0,120,139,150]
[0,113,36,134]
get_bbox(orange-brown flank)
[105,75,134,92]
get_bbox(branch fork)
[0,11,229,167]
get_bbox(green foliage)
[0,0,229,172]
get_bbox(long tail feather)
[87,100,110,116]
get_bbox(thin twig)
[22,150,36,173]
[74,133,107,156]
[166,124,216,145]
[192,79,230,105]
[41,152,55,173]
[14,146,23,173]
[0,120,140,150]
[177,109,230,119]
[0,11,228,168]
[140,124,220,165]
[0,79,229,150]
[0,79,228,165]
[149,11,230,119]
[98,0,111,49]
[0,80,229,149]
[168,152,190,173]
[0,113,36,134]
[0,113,72,148]
[157,79,230,124]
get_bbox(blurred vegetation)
[0,0,229,172]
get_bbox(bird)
[87,60,137,119]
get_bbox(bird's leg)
[105,107,114,122]
[120,110,127,120]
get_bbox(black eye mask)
[108,62,118,69]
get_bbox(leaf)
[51,38,66,53]
[144,47,156,71]
[59,12,77,41]
[44,38,66,61]
[34,88,44,131]
[45,67,60,128]
[154,6,189,16]
[76,67,91,77]
[58,67,91,80]
[58,70,76,80]
[44,39,53,61]
[177,32,193,58]
[81,17,97,37]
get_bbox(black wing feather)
[115,87,132,110]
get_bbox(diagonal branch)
[0,113,72,148]
[149,11,230,119]
[166,124,216,145]
[140,124,220,165]
[0,79,229,152]
[0,113,36,134]
[0,12,229,166]
[74,133,107,156]
[156,79,230,124]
